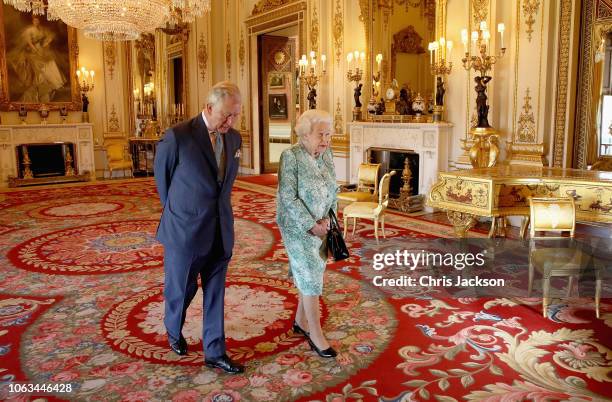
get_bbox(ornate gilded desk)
[427,166,612,237]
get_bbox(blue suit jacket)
[154,114,242,258]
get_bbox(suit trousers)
[163,226,230,359]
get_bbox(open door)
[257,30,298,173]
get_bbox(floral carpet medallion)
[102,277,317,364]
[21,270,394,401]
[7,220,164,275]
[0,179,610,401]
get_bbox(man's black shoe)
[205,354,245,374]
[168,334,187,356]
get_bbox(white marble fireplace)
[0,123,95,187]
[347,122,453,199]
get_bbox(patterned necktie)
[212,132,223,169]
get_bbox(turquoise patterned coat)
[276,144,337,296]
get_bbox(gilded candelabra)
[346,50,365,121]
[428,38,453,122]
[299,51,326,110]
[76,67,94,123]
[460,21,507,168]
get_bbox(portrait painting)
[269,73,285,89]
[269,94,288,119]
[0,4,80,111]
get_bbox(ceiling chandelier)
[3,0,45,15]
[3,0,211,41]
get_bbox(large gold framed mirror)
[363,0,444,114]
[163,28,190,128]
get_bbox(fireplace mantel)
[347,122,453,203]
[0,123,95,187]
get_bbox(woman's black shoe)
[292,321,309,337]
[306,336,337,358]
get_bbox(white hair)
[295,109,333,138]
[207,81,242,107]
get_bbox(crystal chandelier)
[3,0,211,41]
[3,0,45,14]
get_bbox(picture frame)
[269,94,288,119]
[0,4,81,111]
[269,73,285,89]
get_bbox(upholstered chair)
[342,170,396,244]
[337,163,382,203]
[104,138,133,178]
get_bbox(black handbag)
[327,209,350,261]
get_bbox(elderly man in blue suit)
[154,81,244,374]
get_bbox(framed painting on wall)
[269,94,288,119]
[0,4,81,111]
[269,73,285,89]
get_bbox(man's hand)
[309,218,330,237]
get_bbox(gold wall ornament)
[472,0,488,27]
[334,99,344,135]
[359,0,370,23]
[108,105,120,132]
[240,112,247,131]
[251,0,296,15]
[333,0,343,65]
[103,42,117,80]
[517,88,536,143]
[198,33,208,82]
[239,29,246,78]
[310,3,319,53]
[522,0,541,42]
[553,0,572,167]
[597,0,612,20]
[226,32,232,79]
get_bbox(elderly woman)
[276,109,338,358]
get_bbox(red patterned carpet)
[0,178,611,401]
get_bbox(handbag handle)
[328,209,340,230]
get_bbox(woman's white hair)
[295,109,333,138]
[207,81,242,107]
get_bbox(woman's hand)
[309,219,330,237]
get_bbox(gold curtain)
[587,58,604,165]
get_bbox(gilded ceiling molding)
[522,0,541,42]
[552,0,572,167]
[311,3,319,53]
[517,88,536,143]
[108,105,120,132]
[251,0,297,15]
[103,42,116,80]
[198,33,208,82]
[333,0,343,65]
[239,29,246,78]
[226,33,232,79]
[472,0,488,26]
[334,98,343,135]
